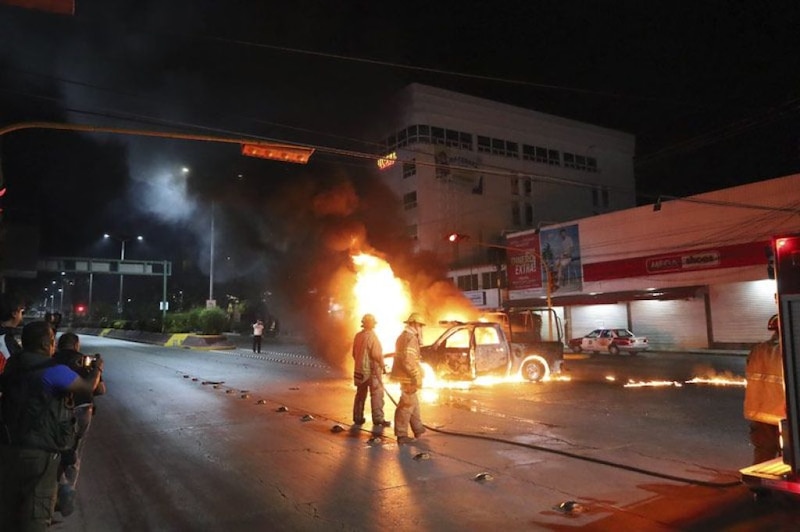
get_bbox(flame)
[685,376,746,387]
[351,253,412,349]
[624,379,684,388]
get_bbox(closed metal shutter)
[569,304,628,339]
[630,298,708,349]
[710,280,778,343]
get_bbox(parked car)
[568,328,649,355]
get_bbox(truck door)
[473,324,510,376]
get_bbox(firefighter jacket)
[390,327,423,386]
[352,328,383,386]
[744,337,785,425]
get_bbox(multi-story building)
[371,83,637,284]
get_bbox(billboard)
[507,224,582,298]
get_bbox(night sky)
[1,0,799,323]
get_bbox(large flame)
[351,253,412,349]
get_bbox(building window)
[477,135,491,153]
[524,203,533,226]
[522,144,535,161]
[548,149,560,165]
[523,178,532,196]
[563,152,575,168]
[512,203,521,226]
[457,274,479,291]
[403,158,416,178]
[506,141,519,158]
[482,271,500,289]
[510,176,519,195]
[459,131,473,150]
[537,147,549,163]
[587,156,598,172]
[575,155,587,171]
[403,191,417,210]
[446,129,460,147]
[406,125,418,144]
[431,127,445,145]
[491,138,505,156]
[418,124,431,144]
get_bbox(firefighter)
[391,312,427,444]
[351,314,389,427]
[744,314,785,465]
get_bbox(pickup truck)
[391,319,564,383]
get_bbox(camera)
[82,354,100,369]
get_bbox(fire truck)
[740,234,800,496]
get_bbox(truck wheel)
[608,344,620,355]
[521,359,546,382]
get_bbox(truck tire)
[608,344,620,355]
[521,359,546,382]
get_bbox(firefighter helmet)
[768,314,779,331]
[404,312,425,326]
[361,314,376,327]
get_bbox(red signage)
[584,241,767,282]
[506,233,542,291]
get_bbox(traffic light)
[447,233,469,243]
[241,143,314,164]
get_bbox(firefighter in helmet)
[351,314,389,427]
[744,314,785,464]
[391,312,427,444]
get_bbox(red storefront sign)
[583,241,767,282]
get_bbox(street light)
[104,233,143,313]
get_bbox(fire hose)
[379,379,741,489]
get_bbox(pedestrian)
[0,294,24,373]
[744,314,785,465]
[252,319,264,353]
[53,332,107,517]
[391,312,427,444]
[352,314,389,428]
[0,321,104,531]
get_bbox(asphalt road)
[47,337,798,531]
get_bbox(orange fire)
[351,253,412,349]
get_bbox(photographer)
[0,321,103,531]
[52,332,105,517]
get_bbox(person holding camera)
[0,321,103,531]
[53,332,106,516]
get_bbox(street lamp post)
[104,233,143,314]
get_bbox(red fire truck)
[740,234,800,496]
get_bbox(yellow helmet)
[361,314,377,327]
[404,312,425,326]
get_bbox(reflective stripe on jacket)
[744,338,785,425]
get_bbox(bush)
[198,307,228,335]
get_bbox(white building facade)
[498,173,800,349]
[372,84,637,268]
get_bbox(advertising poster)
[539,224,582,293]
[506,232,542,291]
